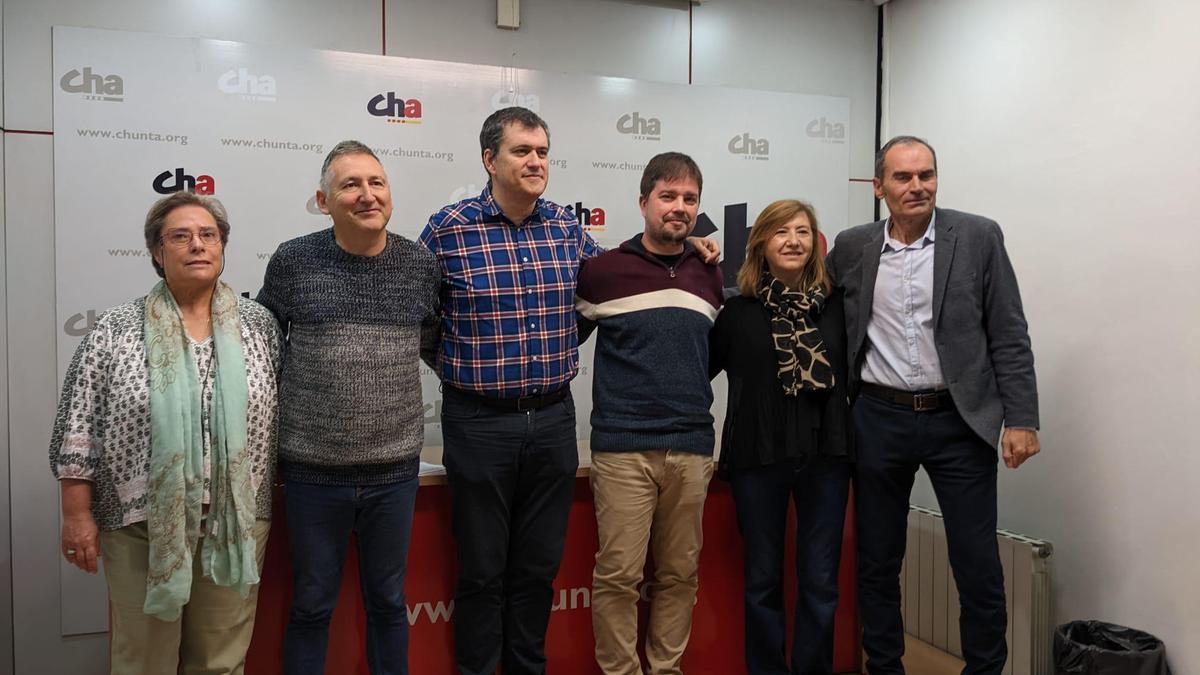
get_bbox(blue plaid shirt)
[419,186,602,399]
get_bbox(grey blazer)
[825,208,1038,445]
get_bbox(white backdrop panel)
[52,22,849,639]
[53,25,849,452]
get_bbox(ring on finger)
[66,549,77,555]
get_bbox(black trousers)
[853,393,1007,675]
[730,459,851,675]
[440,386,579,675]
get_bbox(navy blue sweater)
[575,235,724,455]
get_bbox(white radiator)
[901,506,1054,675]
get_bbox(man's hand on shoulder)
[688,236,721,264]
[1001,428,1040,469]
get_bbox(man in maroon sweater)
[575,153,724,675]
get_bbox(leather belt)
[860,382,953,412]
[446,385,570,413]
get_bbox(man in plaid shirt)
[420,107,716,675]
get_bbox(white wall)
[690,0,879,209]
[388,0,881,218]
[0,2,11,667]
[883,0,1200,671]
[1,1,879,672]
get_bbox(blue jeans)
[730,459,850,675]
[853,393,1006,675]
[440,386,579,675]
[282,477,419,675]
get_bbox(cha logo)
[571,202,607,232]
[63,309,100,337]
[422,399,444,424]
[218,68,277,102]
[59,67,124,102]
[153,168,216,195]
[728,133,770,160]
[367,93,423,124]
[616,112,661,141]
[805,117,845,143]
[449,184,483,203]
[490,90,540,112]
[694,203,748,287]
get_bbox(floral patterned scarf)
[142,280,256,621]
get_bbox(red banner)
[246,478,860,673]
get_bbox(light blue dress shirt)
[861,212,945,392]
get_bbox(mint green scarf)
[143,280,257,621]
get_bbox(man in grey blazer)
[825,136,1040,675]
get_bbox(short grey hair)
[143,192,230,278]
[874,135,938,180]
[319,140,382,193]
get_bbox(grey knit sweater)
[257,228,439,486]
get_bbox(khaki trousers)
[590,450,714,675]
[100,519,271,675]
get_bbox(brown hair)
[638,152,702,199]
[143,191,230,278]
[479,106,550,184]
[736,199,830,297]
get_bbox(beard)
[650,219,691,245]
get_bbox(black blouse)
[708,291,854,474]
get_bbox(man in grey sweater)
[257,140,439,675]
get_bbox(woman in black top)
[709,199,852,675]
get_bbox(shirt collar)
[881,210,936,252]
[480,184,546,225]
[621,233,697,262]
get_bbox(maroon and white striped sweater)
[575,235,724,455]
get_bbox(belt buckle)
[516,395,537,413]
[913,392,939,412]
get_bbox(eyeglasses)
[160,229,222,248]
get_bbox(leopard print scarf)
[756,271,835,395]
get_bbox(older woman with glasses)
[49,191,281,674]
[709,199,853,675]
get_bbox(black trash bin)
[1055,620,1171,675]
